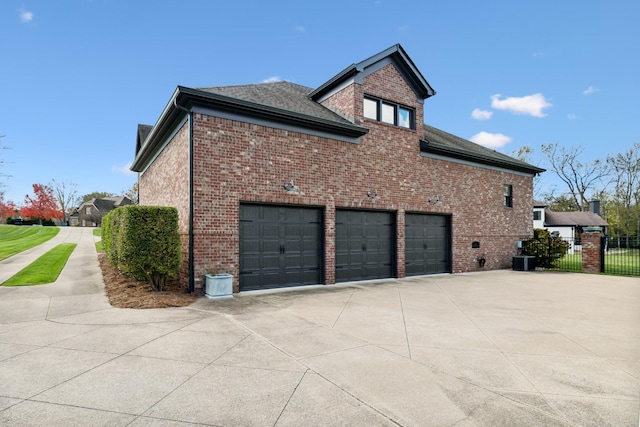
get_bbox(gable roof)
[310,44,435,101]
[421,125,545,175]
[136,124,153,156]
[544,210,608,227]
[79,196,133,213]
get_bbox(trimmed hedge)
[102,205,181,291]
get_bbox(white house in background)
[533,200,608,254]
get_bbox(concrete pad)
[52,306,206,325]
[144,364,304,426]
[507,353,638,399]
[44,294,112,319]
[332,299,409,346]
[0,400,135,426]
[0,319,99,346]
[51,322,194,354]
[410,347,537,391]
[434,374,572,426]
[546,394,639,427]
[128,417,208,426]
[0,342,39,362]
[234,311,367,358]
[405,322,496,351]
[303,344,468,426]
[35,355,204,415]
[129,328,247,363]
[0,298,50,323]
[213,334,307,372]
[484,328,594,357]
[275,372,398,426]
[0,397,21,411]
[0,347,115,398]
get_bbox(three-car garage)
[239,204,451,291]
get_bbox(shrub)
[522,228,571,268]
[103,205,180,291]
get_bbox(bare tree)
[50,179,80,225]
[122,182,139,204]
[541,143,609,211]
[607,143,640,243]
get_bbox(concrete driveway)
[0,227,638,426]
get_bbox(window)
[86,207,92,215]
[503,185,513,208]
[363,96,415,129]
[533,210,541,220]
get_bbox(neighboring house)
[533,200,608,253]
[73,196,133,227]
[132,44,544,294]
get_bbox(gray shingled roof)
[198,82,353,125]
[545,210,608,227]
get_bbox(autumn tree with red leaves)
[0,192,16,222]
[21,184,62,225]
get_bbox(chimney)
[589,200,600,215]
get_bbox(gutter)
[172,98,195,294]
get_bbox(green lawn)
[2,243,77,286]
[94,227,103,252]
[0,225,60,260]
[550,250,640,276]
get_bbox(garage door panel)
[405,213,451,276]
[240,204,323,291]
[335,210,395,282]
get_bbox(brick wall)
[140,62,534,292]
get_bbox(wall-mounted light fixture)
[367,191,380,200]
[428,197,442,205]
[283,180,299,193]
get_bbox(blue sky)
[1,1,638,205]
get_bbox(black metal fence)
[602,235,640,276]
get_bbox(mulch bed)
[98,253,196,309]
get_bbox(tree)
[511,145,542,197]
[21,184,62,225]
[122,182,139,204]
[50,179,79,225]
[541,143,609,211]
[81,191,114,203]
[607,143,640,242]
[0,191,16,222]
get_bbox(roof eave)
[420,139,546,175]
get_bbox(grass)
[94,227,103,252]
[0,225,60,260]
[548,249,640,276]
[2,243,77,286]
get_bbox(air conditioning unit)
[513,256,536,271]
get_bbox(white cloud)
[470,131,512,148]
[262,76,283,83]
[490,93,552,118]
[471,108,493,120]
[294,25,306,33]
[18,9,33,23]
[113,162,135,176]
[583,86,600,95]
[567,113,577,120]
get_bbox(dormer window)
[364,96,415,129]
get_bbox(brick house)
[72,196,133,227]
[132,44,544,294]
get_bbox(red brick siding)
[581,232,602,273]
[140,63,534,291]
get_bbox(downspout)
[173,97,195,294]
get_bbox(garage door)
[405,213,451,276]
[239,204,323,291]
[335,210,395,282]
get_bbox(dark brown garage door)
[239,204,323,291]
[405,213,451,276]
[335,210,395,282]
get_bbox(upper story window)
[86,207,92,215]
[533,210,541,220]
[363,96,415,129]
[503,184,513,208]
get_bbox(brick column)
[581,231,602,274]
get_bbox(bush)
[103,205,180,291]
[522,228,571,268]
